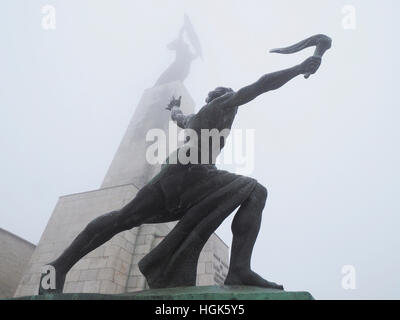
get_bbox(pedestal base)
[12,286,314,300]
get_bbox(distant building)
[0,228,35,298]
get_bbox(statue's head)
[167,37,190,54]
[206,87,233,104]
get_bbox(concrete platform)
[11,286,314,300]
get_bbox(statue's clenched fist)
[299,56,322,78]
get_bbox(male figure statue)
[39,35,331,294]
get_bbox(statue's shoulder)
[195,92,236,118]
[209,92,236,108]
[217,92,238,111]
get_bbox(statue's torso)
[182,92,238,165]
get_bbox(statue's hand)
[299,56,322,78]
[166,96,182,111]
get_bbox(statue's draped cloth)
[139,164,257,288]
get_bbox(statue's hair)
[206,87,233,104]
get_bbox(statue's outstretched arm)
[223,56,322,108]
[223,34,332,108]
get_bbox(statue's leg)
[138,172,259,289]
[225,183,284,290]
[39,184,176,294]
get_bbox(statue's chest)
[196,105,238,131]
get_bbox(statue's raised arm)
[166,95,194,129]
[222,34,332,108]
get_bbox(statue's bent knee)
[244,178,267,203]
[255,183,268,201]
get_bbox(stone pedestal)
[14,82,230,297]
[11,286,314,300]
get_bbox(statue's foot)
[38,263,66,295]
[224,269,284,290]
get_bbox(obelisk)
[14,16,229,297]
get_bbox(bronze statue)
[39,34,331,294]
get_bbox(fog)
[1,0,399,299]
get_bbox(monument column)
[101,81,195,189]
[14,16,229,297]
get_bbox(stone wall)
[14,185,139,296]
[13,185,229,297]
[0,229,35,298]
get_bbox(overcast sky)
[1,0,399,299]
